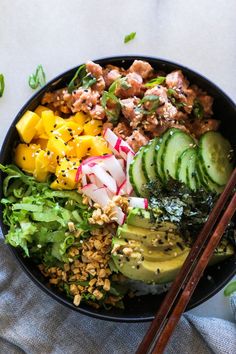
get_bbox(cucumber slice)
[163,131,195,180]
[177,147,197,190]
[155,128,179,182]
[199,131,234,186]
[142,138,159,181]
[197,160,224,194]
[186,149,198,191]
[129,146,149,197]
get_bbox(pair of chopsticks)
[136,168,236,354]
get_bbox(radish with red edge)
[99,155,126,187]
[103,128,134,160]
[90,164,117,194]
[81,184,110,207]
[81,174,87,187]
[113,205,126,225]
[128,197,148,209]
[117,179,128,195]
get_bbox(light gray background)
[0,0,235,321]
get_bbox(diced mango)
[54,121,83,143]
[47,135,72,158]
[34,105,52,117]
[71,112,89,125]
[51,157,80,190]
[83,119,103,136]
[34,150,50,182]
[74,135,95,159]
[33,138,48,150]
[14,143,40,173]
[16,111,41,143]
[90,136,111,156]
[34,119,48,139]
[41,110,57,135]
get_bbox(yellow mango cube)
[90,136,111,156]
[47,136,72,158]
[83,119,103,136]
[52,157,80,190]
[34,105,52,117]
[34,150,50,182]
[16,111,41,143]
[41,110,56,135]
[14,143,40,173]
[34,119,48,139]
[54,121,83,143]
[33,138,48,150]
[71,112,89,125]
[74,135,95,159]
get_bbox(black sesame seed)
[23,156,26,160]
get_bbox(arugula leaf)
[124,31,136,43]
[28,65,46,89]
[193,99,204,119]
[0,73,5,97]
[144,77,166,87]
[224,281,236,297]
[101,91,121,123]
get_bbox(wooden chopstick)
[136,168,236,354]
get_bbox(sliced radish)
[90,164,117,194]
[103,128,134,160]
[113,205,126,225]
[128,197,148,209]
[118,158,126,170]
[81,174,87,187]
[117,179,127,195]
[99,155,126,187]
[81,184,110,208]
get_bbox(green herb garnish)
[28,65,46,89]
[193,100,204,119]
[67,64,86,93]
[145,77,166,87]
[67,64,97,93]
[224,281,236,297]
[0,73,5,97]
[101,91,121,123]
[136,95,160,115]
[124,32,136,43]
[167,88,187,109]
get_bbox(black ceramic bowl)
[1,56,236,322]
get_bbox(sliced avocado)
[127,208,154,228]
[118,224,182,251]
[112,238,190,284]
[112,229,234,284]
[126,208,177,231]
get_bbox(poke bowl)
[0,56,236,322]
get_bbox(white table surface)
[0,0,235,321]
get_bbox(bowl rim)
[0,55,236,322]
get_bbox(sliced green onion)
[0,73,5,97]
[28,65,46,89]
[124,32,136,43]
[144,76,166,87]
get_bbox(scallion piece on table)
[124,32,136,43]
[28,65,46,89]
[0,73,5,97]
